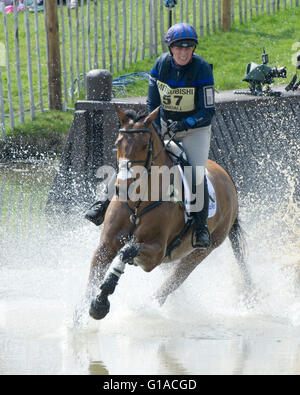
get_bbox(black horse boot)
[84,200,109,226]
[191,177,211,248]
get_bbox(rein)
[117,124,170,235]
[117,121,192,256]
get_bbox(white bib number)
[157,80,195,112]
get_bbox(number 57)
[162,95,183,105]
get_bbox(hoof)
[89,295,110,320]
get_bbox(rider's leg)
[85,174,117,226]
[191,176,211,248]
[180,125,211,248]
[85,200,110,226]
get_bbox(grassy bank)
[123,5,300,95]
[1,5,299,147]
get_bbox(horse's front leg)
[89,242,140,320]
[73,242,117,327]
[87,242,117,298]
[90,241,164,320]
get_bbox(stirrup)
[192,225,211,249]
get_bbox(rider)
[146,23,215,248]
[85,23,215,249]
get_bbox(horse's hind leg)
[89,243,140,320]
[154,248,211,306]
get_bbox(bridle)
[114,118,195,257]
[116,125,168,233]
[118,123,177,173]
[118,128,154,174]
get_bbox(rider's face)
[170,46,195,66]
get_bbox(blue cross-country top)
[147,52,216,129]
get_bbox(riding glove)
[167,119,190,133]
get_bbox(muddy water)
[0,163,300,375]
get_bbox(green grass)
[0,4,299,139]
[5,110,74,138]
[0,0,169,115]
[122,5,300,95]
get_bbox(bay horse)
[87,106,250,320]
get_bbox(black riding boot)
[84,200,109,226]
[191,177,211,249]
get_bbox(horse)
[86,106,250,320]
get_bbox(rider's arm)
[188,64,215,128]
[166,62,215,132]
[146,59,162,128]
[146,75,161,113]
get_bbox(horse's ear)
[144,106,160,126]
[115,105,130,126]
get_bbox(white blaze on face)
[117,160,134,180]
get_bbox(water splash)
[0,158,299,374]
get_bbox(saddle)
[164,139,216,219]
[163,139,216,257]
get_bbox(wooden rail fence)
[0,0,299,137]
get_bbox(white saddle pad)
[164,140,216,219]
[176,166,216,219]
[207,175,217,218]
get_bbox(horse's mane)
[124,109,149,123]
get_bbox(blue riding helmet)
[164,23,198,47]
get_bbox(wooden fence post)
[0,64,6,140]
[222,0,231,30]
[45,0,62,110]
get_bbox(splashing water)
[0,161,299,375]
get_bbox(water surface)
[0,163,299,375]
